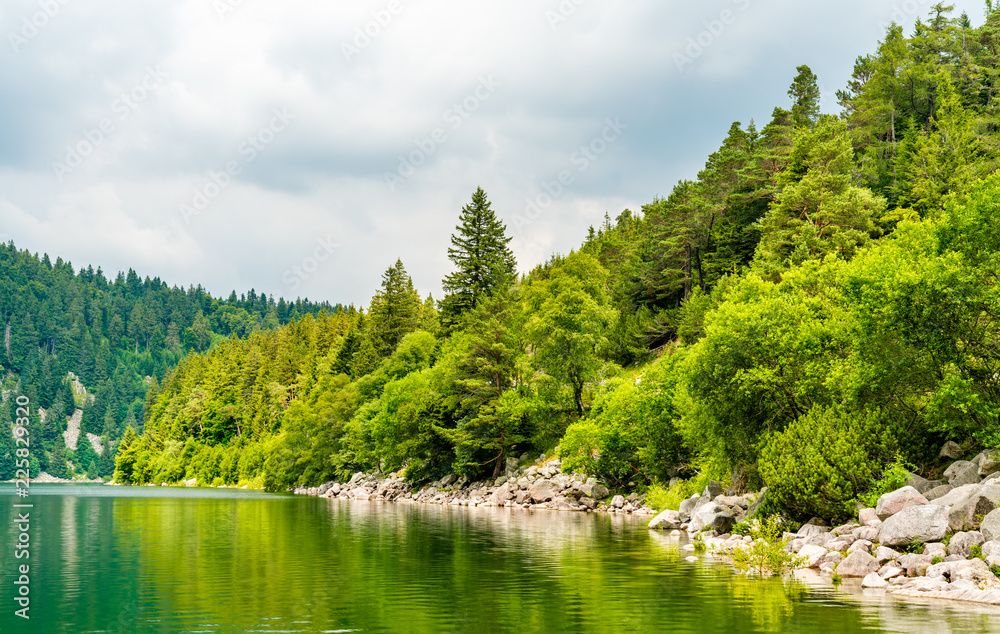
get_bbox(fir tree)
[788,65,821,129]
[440,187,517,327]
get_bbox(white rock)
[862,572,888,588]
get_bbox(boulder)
[877,504,950,547]
[923,542,946,558]
[980,508,1000,542]
[440,474,458,487]
[983,541,1000,559]
[948,531,985,558]
[847,540,873,555]
[579,496,597,510]
[702,481,724,501]
[715,495,749,510]
[837,551,880,578]
[823,551,844,567]
[905,472,932,494]
[797,544,828,568]
[946,460,982,487]
[874,546,900,564]
[925,485,954,501]
[980,450,1000,477]
[797,518,829,537]
[854,526,879,542]
[679,494,701,518]
[610,495,626,509]
[939,441,964,461]
[858,508,880,527]
[592,484,610,500]
[951,558,1000,588]
[648,509,683,530]
[691,503,736,534]
[746,487,768,519]
[528,480,559,503]
[949,484,1000,531]
[862,572,888,588]
[515,489,532,505]
[897,553,933,577]
[490,482,514,505]
[875,486,928,520]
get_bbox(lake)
[0,484,998,633]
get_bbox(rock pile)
[687,444,1000,606]
[294,458,655,515]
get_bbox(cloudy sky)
[0,0,987,306]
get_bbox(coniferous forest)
[11,5,1000,522]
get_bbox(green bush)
[729,516,806,577]
[859,455,917,508]
[759,406,893,521]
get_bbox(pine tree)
[788,65,821,129]
[440,187,517,327]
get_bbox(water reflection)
[0,486,998,632]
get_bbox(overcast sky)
[0,0,987,307]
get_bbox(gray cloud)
[0,0,986,306]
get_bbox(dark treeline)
[100,4,1000,520]
[0,240,337,480]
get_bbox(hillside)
[21,5,1000,521]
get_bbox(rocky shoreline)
[293,457,657,516]
[649,444,1000,608]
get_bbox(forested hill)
[0,240,338,480]
[53,5,1000,521]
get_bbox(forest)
[0,242,336,480]
[8,4,1000,521]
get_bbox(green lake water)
[0,484,998,633]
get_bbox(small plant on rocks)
[729,516,807,578]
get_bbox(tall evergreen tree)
[788,65,821,129]
[440,187,517,327]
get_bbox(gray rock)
[925,485,954,501]
[897,553,933,577]
[744,487,768,520]
[877,504,950,547]
[440,474,459,487]
[823,551,844,566]
[876,486,928,520]
[797,544,828,568]
[947,484,1000,531]
[847,539,873,555]
[491,482,514,505]
[946,461,982,487]
[797,518,829,537]
[494,475,508,487]
[679,494,700,518]
[716,495,749,510]
[858,508,881,527]
[832,523,860,536]
[837,551,880,578]
[940,441,964,461]
[515,489,532,505]
[703,481,724,501]
[592,484,610,500]
[579,496,597,510]
[691,503,736,534]
[862,572,888,588]
[610,495,626,509]
[980,508,1000,542]
[983,540,1000,559]
[905,472,934,494]
[980,450,1000,477]
[951,558,1000,588]
[875,546,900,564]
[855,526,879,542]
[923,542,946,558]
[648,509,683,530]
[528,480,559,503]
[802,532,834,548]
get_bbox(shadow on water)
[0,484,998,632]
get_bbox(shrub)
[860,455,917,509]
[728,516,806,577]
[759,406,893,521]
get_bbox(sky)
[0,0,988,307]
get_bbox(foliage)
[728,516,806,577]
[859,455,918,508]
